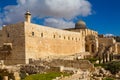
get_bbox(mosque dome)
[75,20,87,29]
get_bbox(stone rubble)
[0,57,120,80]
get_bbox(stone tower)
[25,11,31,23]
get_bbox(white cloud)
[0,12,3,27]
[104,34,114,37]
[0,0,92,28]
[45,18,75,29]
[0,19,2,27]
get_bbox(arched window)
[91,44,95,53]
[85,45,89,52]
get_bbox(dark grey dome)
[75,20,87,29]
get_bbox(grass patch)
[94,63,106,67]
[103,77,114,80]
[24,72,70,80]
[94,61,120,74]
[86,58,98,63]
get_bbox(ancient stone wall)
[98,37,116,47]
[117,43,120,54]
[65,28,98,53]
[33,59,95,72]
[0,22,26,65]
[24,22,85,63]
[98,37,119,54]
[65,28,98,37]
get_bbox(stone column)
[109,53,112,62]
[102,53,105,63]
[60,66,64,72]
[13,72,20,80]
[105,52,108,62]
[0,60,5,69]
[89,44,92,53]
[99,57,101,64]
[3,76,8,80]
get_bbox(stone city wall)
[98,37,116,47]
[24,22,85,63]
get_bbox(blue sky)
[0,0,120,36]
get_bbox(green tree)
[104,61,120,74]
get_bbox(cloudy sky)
[0,0,120,36]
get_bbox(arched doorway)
[91,44,95,53]
[85,44,89,52]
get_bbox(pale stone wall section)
[98,37,118,53]
[98,37,116,47]
[24,22,85,63]
[0,16,119,65]
[66,28,98,53]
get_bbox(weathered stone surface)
[0,11,119,65]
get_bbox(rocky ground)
[0,54,120,80]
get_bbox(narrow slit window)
[53,35,55,38]
[41,33,43,37]
[72,37,74,40]
[64,36,66,39]
[76,38,77,41]
[59,35,61,38]
[7,33,9,37]
[68,37,70,40]
[32,32,34,36]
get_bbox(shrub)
[87,58,98,63]
[104,61,120,74]
[94,63,106,67]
